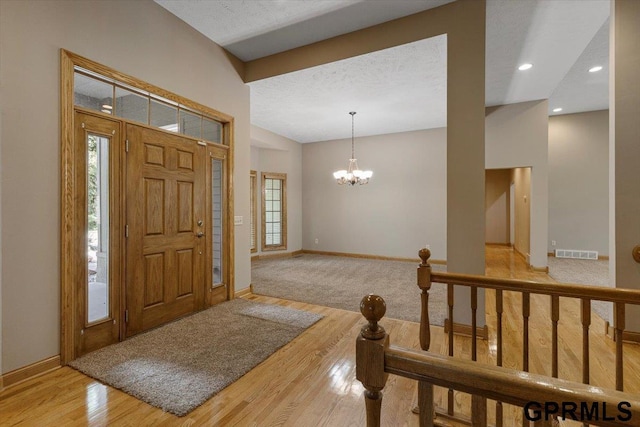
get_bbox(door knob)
[196,232,204,238]
[633,245,640,263]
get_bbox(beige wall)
[302,128,447,260]
[485,100,549,268]
[549,111,609,255]
[0,0,250,373]
[485,169,511,245]
[611,0,640,330]
[250,126,303,255]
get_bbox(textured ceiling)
[155,0,611,144]
[249,35,447,143]
[155,0,455,61]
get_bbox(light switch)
[234,216,243,225]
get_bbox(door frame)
[60,49,235,364]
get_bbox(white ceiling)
[155,0,610,144]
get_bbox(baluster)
[471,395,487,427]
[522,292,530,373]
[581,299,591,384]
[417,248,432,351]
[495,290,503,427]
[418,381,435,427]
[471,287,478,361]
[551,295,559,378]
[356,295,390,427]
[615,302,625,391]
[447,283,454,416]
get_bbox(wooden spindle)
[581,299,591,385]
[417,248,432,351]
[495,290,503,427]
[615,302,625,391]
[522,292,530,372]
[471,395,487,427]
[447,283,454,416]
[356,295,390,427]
[418,380,435,427]
[551,295,559,378]
[471,287,478,361]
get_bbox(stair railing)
[356,294,640,427]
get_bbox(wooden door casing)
[125,124,206,336]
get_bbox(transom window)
[261,172,287,251]
[74,68,224,144]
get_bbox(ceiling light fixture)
[102,104,113,109]
[333,112,372,186]
[553,108,563,113]
[518,63,533,71]
[589,66,603,73]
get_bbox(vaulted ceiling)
[155,0,610,143]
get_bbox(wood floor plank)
[1,247,638,426]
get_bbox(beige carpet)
[251,254,447,325]
[69,299,322,416]
[547,256,611,321]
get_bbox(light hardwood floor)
[1,247,639,426]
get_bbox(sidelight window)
[261,172,287,251]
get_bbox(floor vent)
[555,249,598,260]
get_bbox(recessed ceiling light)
[518,63,533,71]
[589,66,603,73]
[102,104,113,109]
[553,108,563,113]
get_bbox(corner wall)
[548,110,609,256]
[0,0,250,373]
[485,100,549,269]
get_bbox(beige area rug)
[251,254,447,325]
[547,256,611,321]
[69,299,323,416]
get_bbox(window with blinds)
[261,172,287,251]
[250,170,257,253]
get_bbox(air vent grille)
[554,249,598,260]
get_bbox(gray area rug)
[251,254,447,325]
[69,299,322,416]
[547,256,611,321]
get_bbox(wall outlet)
[315,238,319,244]
[551,240,556,246]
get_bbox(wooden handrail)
[357,295,640,427]
[429,271,640,304]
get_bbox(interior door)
[125,124,206,336]
[74,111,122,356]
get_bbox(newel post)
[356,295,390,427]
[417,248,432,351]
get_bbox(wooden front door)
[125,124,206,336]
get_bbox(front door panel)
[125,124,206,336]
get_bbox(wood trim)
[301,249,447,265]
[234,286,252,298]
[1,356,61,389]
[252,250,303,261]
[605,321,640,344]
[444,320,488,340]
[261,172,287,252]
[485,243,511,247]
[530,265,549,273]
[60,50,76,365]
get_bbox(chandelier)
[332,111,373,185]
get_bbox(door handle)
[196,232,204,238]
